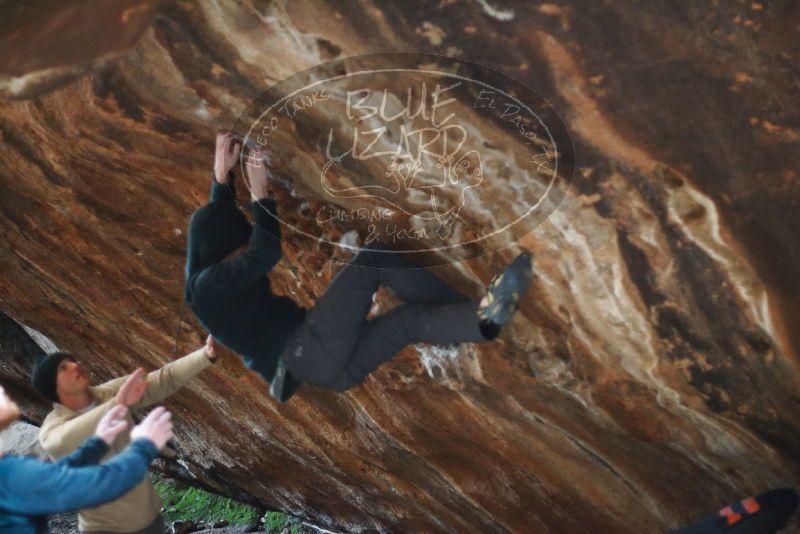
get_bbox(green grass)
[154,479,307,533]
[262,511,304,533]
[155,479,262,525]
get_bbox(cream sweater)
[39,347,212,533]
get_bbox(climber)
[0,384,175,534]
[670,488,799,534]
[183,132,533,403]
[31,337,218,534]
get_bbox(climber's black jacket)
[184,175,306,382]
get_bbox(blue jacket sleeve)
[210,171,237,202]
[0,438,158,516]
[58,436,109,468]
[190,198,282,295]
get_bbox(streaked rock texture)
[0,421,44,458]
[1,1,799,532]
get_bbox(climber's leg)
[282,243,467,385]
[319,300,487,392]
[281,251,383,386]
[357,242,469,305]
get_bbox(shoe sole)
[479,251,533,326]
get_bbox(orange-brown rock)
[1,1,799,532]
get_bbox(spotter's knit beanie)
[31,352,71,403]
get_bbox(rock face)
[0,421,45,458]
[1,1,799,533]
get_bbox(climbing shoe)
[269,357,304,403]
[478,251,533,328]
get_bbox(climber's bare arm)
[214,131,241,185]
[245,145,270,201]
